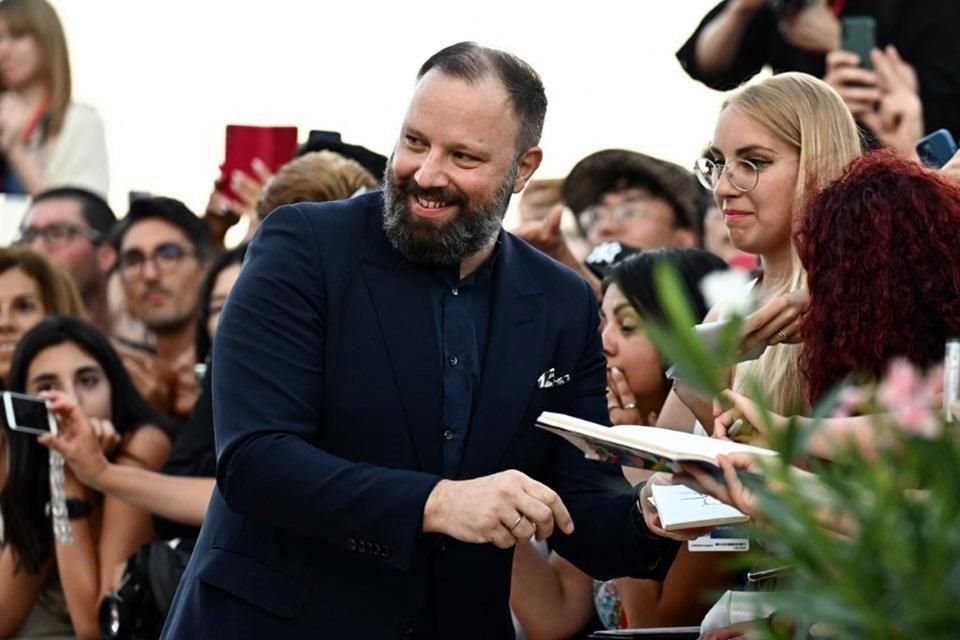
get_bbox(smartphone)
[916,129,958,169]
[2,391,58,436]
[841,16,877,70]
[217,125,298,202]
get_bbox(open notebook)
[535,411,777,472]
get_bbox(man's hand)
[113,340,169,413]
[170,348,200,417]
[779,3,840,53]
[422,470,574,549]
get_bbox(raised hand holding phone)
[2,390,58,435]
[35,390,112,487]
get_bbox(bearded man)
[162,42,680,640]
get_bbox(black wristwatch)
[45,498,93,520]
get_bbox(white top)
[45,102,110,197]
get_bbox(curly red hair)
[798,150,960,403]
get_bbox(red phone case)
[217,125,298,202]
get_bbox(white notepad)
[649,483,750,531]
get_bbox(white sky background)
[53,0,728,225]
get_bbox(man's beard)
[382,162,517,266]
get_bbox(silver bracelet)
[48,450,74,545]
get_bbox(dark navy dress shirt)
[427,242,500,478]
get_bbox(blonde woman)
[0,0,108,196]
[656,72,862,437]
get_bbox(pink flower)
[878,359,921,408]
[833,385,869,418]
[895,402,941,438]
[875,359,942,439]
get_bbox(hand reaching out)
[680,454,762,520]
[422,470,574,549]
[36,391,113,488]
[712,389,787,441]
[638,472,715,541]
[740,288,807,355]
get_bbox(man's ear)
[512,146,544,194]
[96,242,116,274]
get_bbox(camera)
[99,567,162,640]
[767,0,815,14]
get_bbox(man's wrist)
[422,479,450,534]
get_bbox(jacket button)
[399,619,414,636]
[347,538,357,551]
[442,429,454,440]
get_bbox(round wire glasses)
[694,157,761,193]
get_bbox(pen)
[727,419,745,439]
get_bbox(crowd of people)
[0,0,956,638]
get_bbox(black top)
[152,367,215,541]
[676,0,960,138]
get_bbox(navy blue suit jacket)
[162,192,675,639]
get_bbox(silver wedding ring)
[777,329,787,342]
[623,402,637,410]
[509,515,524,531]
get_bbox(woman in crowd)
[0,245,83,384]
[511,248,731,637]
[710,149,960,457]
[0,317,169,638]
[42,244,247,544]
[657,72,862,435]
[672,150,960,639]
[0,0,108,196]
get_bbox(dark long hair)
[1,316,162,572]
[604,248,729,389]
[605,248,728,323]
[195,243,247,363]
[799,150,960,403]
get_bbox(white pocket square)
[537,368,570,389]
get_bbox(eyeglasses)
[694,157,762,193]
[578,203,675,232]
[118,242,194,280]
[19,224,102,248]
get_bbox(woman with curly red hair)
[799,149,960,403]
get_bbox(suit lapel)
[360,243,443,475]
[459,236,545,479]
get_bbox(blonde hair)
[0,0,71,136]
[723,73,861,414]
[257,151,378,219]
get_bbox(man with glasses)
[21,187,118,335]
[515,149,702,295]
[112,196,212,418]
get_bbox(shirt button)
[443,429,454,440]
[451,288,459,296]
[448,355,458,366]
